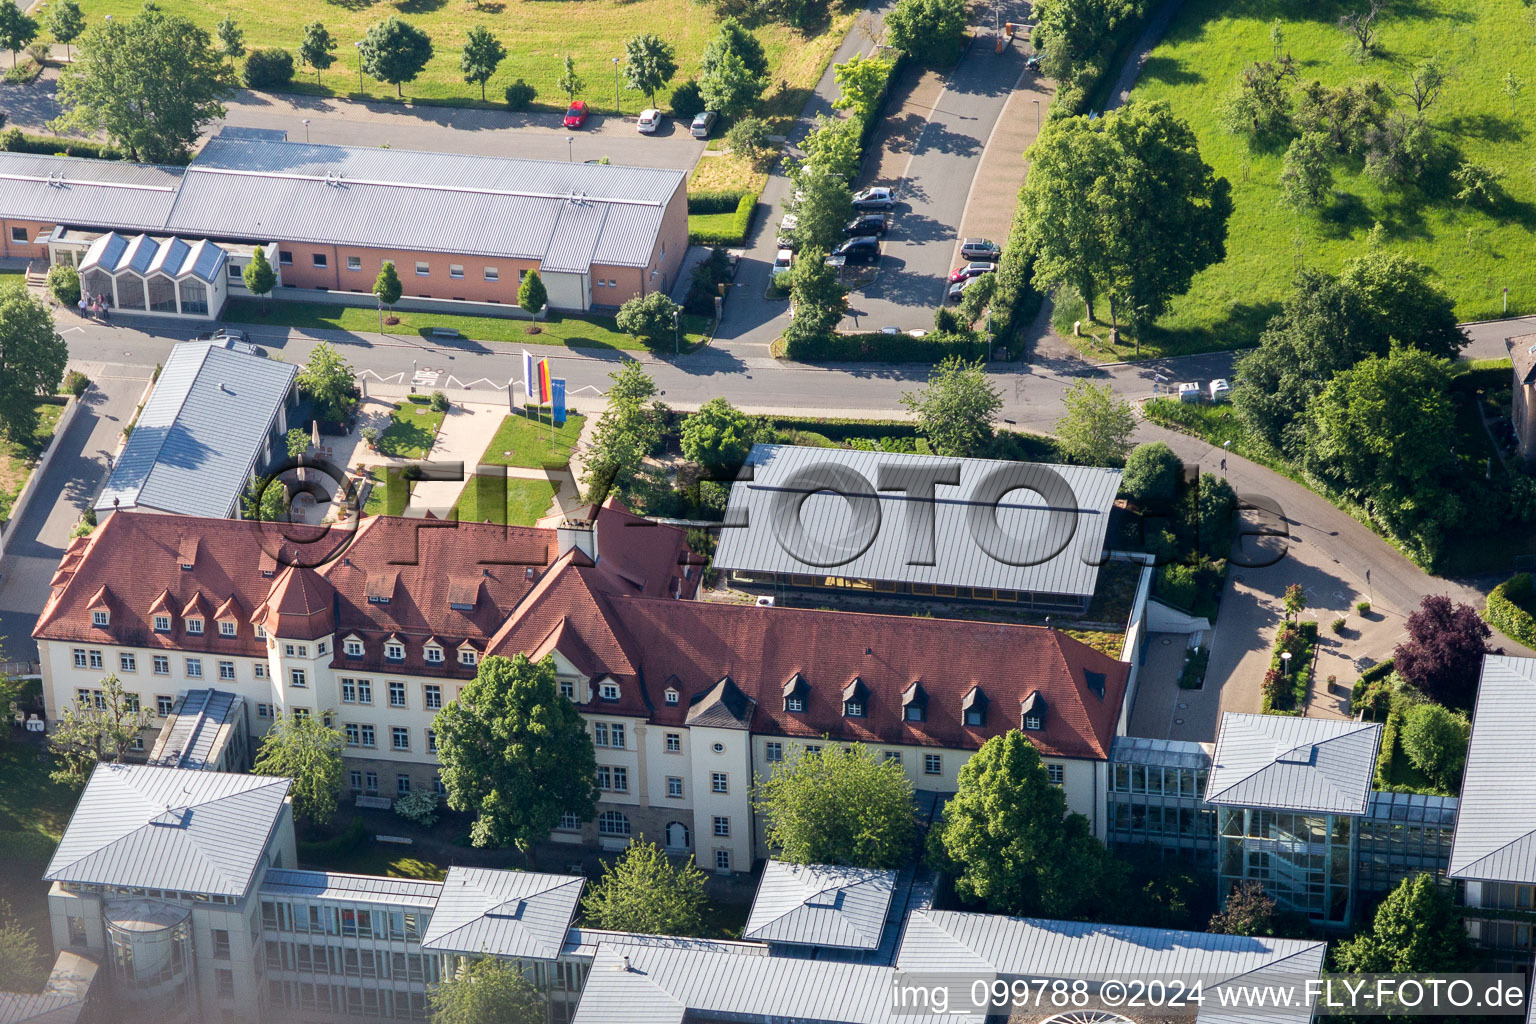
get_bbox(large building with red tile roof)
[35,503,1133,871]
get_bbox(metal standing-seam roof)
[572,943,986,1024]
[713,445,1122,601]
[896,911,1326,1024]
[743,861,897,950]
[147,688,243,770]
[95,339,297,518]
[0,151,184,233]
[420,867,583,959]
[43,763,291,897]
[160,136,684,268]
[1204,712,1382,815]
[1109,734,1214,769]
[1450,655,1536,882]
[260,868,443,909]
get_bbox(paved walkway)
[0,373,148,662]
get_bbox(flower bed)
[1260,620,1318,716]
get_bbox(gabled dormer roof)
[213,594,243,621]
[147,589,175,616]
[686,676,754,729]
[85,584,113,610]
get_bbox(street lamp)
[1032,97,1040,133]
[612,57,621,117]
[1280,651,1292,676]
[354,41,364,95]
[566,135,574,162]
[673,308,680,356]
[302,118,311,143]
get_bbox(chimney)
[556,519,598,564]
[620,955,631,972]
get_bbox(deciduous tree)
[215,13,244,61]
[799,114,862,182]
[298,22,337,85]
[1121,442,1183,510]
[48,674,154,785]
[1279,131,1333,210]
[901,356,1001,458]
[584,361,665,501]
[297,342,357,424]
[930,731,1122,918]
[1393,595,1490,708]
[45,0,82,61]
[1209,880,1277,936]
[1332,874,1475,973]
[434,654,598,857]
[359,17,433,98]
[518,269,548,315]
[1019,115,1115,322]
[885,0,967,66]
[832,53,894,122]
[373,260,403,308]
[1054,379,1135,466]
[1400,703,1469,792]
[701,18,768,83]
[427,955,543,1024]
[52,6,233,163]
[243,246,276,298]
[459,25,504,101]
[782,246,847,354]
[0,284,66,442]
[681,397,754,474]
[700,47,765,119]
[581,839,708,935]
[623,33,677,107]
[790,161,854,253]
[251,709,345,825]
[0,901,44,993]
[1220,57,1297,141]
[615,291,680,350]
[0,0,38,68]
[754,743,917,868]
[557,53,582,103]
[1336,250,1466,360]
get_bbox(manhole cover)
[1161,638,1172,645]
[1235,575,1244,583]
[1174,718,1185,725]
[416,408,427,415]
[1177,702,1188,709]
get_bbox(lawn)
[0,731,84,984]
[689,152,771,197]
[480,409,587,469]
[1110,0,1536,358]
[363,466,412,516]
[224,298,711,353]
[0,402,64,526]
[452,474,561,526]
[70,0,854,115]
[374,396,445,459]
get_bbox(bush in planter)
[429,390,448,413]
[48,264,80,307]
[393,789,439,828]
[243,47,295,89]
[62,369,90,397]
[504,79,537,110]
[360,425,379,448]
[1357,600,1371,614]
[1331,616,1346,635]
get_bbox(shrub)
[429,390,448,413]
[393,789,439,828]
[1486,573,1536,649]
[781,329,987,363]
[62,369,90,397]
[725,115,771,164]
[242,48,295,89]
[1331,616,1346,635]
[504,79,537,110]
[48,264,81,307]
[670,78,705,119]
[689,190,759,245]
[684,246,731,315]
[1156,562,1199,611]
[1400,703,1469,792]
[0,127,22,151]
[987,198,1043,351]
[1178,646,1209,689]
[1357,600,1372,614]
[687,190,748,215]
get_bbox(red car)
[949,261,996,283]
[563,101,590,128]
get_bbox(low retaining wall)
[0,394,80,558]
[267,287,607,319]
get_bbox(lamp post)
[612,57,621,117]
[1223,438,1231,477]
[566,135,574,162]
[302,119,311,143]
[354,41,364,95]
[1032,98,1040,134]
[1280,651,1292,676]
[673,308,680,356]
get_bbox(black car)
[844,214,888,238]
[831,236,880,264]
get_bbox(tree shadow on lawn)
[1316,190,1379,239]
[1152,298,1283,353]
[1441,112,1526,145]
[1141,55,1203,88]
[325,0,382,9]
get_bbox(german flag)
[537,358,553,405]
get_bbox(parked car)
[851,186,895,211]
[771,249,794,280]
[1178,382,1201,403]
[1208,378,1231,402]
[829,236,880,265]
[563,101,589,128]
[776,214,799,249]
[194,328,256,354]
[690,110,718,138]
[845,214,888,238]
[636,108,662,133]
[946,277,978,303]
[948,261,996,284]
[960,238,1002,261]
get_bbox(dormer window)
[254,623,267,639]
[219,620,236,637]
[782,672,810,714]
[665,688,679,705]
[185,617,203,635]
[385,641,405,662]
[599,680,620,701]
[842,677,868,718]
[1085,670,1106,700]
[901,682,928,723]
[153,615,171,632]
[458,649,477,666]
[424,646,444,664]
[91,610,109,627]
[962,685,987,727]
[1021,691,1046,731]
[559,678,575,700]
[344,638,363,657]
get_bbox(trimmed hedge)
[1374,701,1404,790]
[1351,657,1396,712]
[688,191,749,215]
[689,191,759,245]
[850,54,906,151]
[1485,573,1536,649]
[0,128,126,160]
[987,194,1044,351]
[783,329,988,363]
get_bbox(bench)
[429,327,462,338]
[375,835,413,845]
[354,795,393,810]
